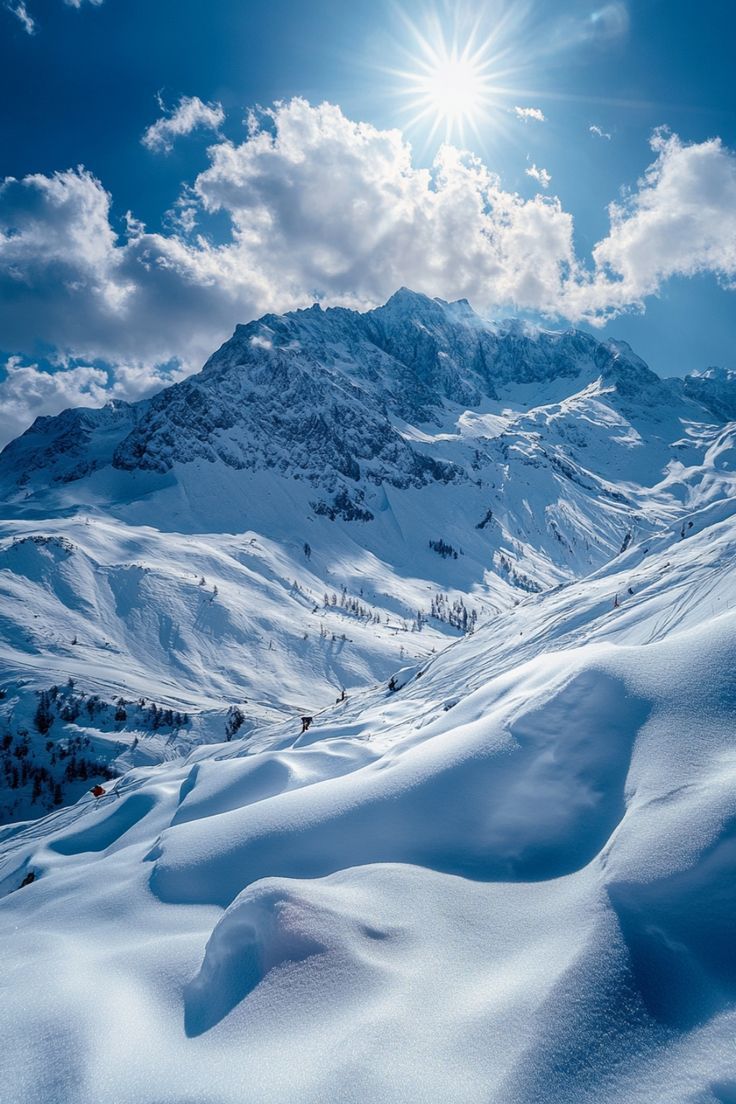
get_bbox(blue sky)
[0,0,735,442]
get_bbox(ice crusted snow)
[1,291,736,1102]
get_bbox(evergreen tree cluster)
[429,538,461,559]
[428,593,478,633]
[495,553,543,593]
[323,587,381,623]
[35,684,189,734]
[0,728,116,818]
[0,682,192,821]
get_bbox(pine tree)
[34,691,54,736]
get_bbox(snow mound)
[151,662,649,907]
[1,496,736,1101]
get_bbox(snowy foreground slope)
[1,289,736,820]
[1,494,736,1103]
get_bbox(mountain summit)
[2,290,733,526]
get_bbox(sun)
[400,37,495,144]
[417,52,490,130]
[384,5,537,151]
[392,14,503,146]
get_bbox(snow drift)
[1,490,736,1101]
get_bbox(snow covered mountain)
[1,288,736,822]
[2,289,736,1101]
[1,483,736,1103]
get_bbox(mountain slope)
[1,494,735,1103]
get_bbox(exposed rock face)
[0,291,671,509]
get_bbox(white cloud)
[1,101,736,444]
[0,358,109,446]
[0,100,579,374]
[526,163,551,189]
[590,124,612,140]
[6,1,34,33]
[142,95,225,155]
[570,128,736,320]
[514,106,546,123]
[191,99,577,316]
[0,355,189,449]
[5,0,101,32]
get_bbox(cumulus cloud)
[0,100,580,374]
[0,358,109,446]
[189,100,577,319]
[574,128,736,318]
[1,100,735,443]
[514,106,546,123]
[6,1,34,33]
[0,165,244,371]
[526,163,551,188]
[590,124,612,140]
[142,95,225,154]
[0,355,188,448]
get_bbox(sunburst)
[389,7,525,148]
[401,38,495,143]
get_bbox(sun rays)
[387,4,534,150]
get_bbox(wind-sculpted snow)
[1,498,736,1101]
[150,662,649,906]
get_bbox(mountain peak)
[383,286,434,307]
[1,287,732,525]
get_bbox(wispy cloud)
[6,0,35,33]
[5,0,102,34]
[545,2,629,54]
[514,106,546,123]
[590,124,612,140]
[526,163,551,188]
[142,95,225,154]
[587,3,629,43]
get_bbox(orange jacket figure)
[90,784,106,798]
